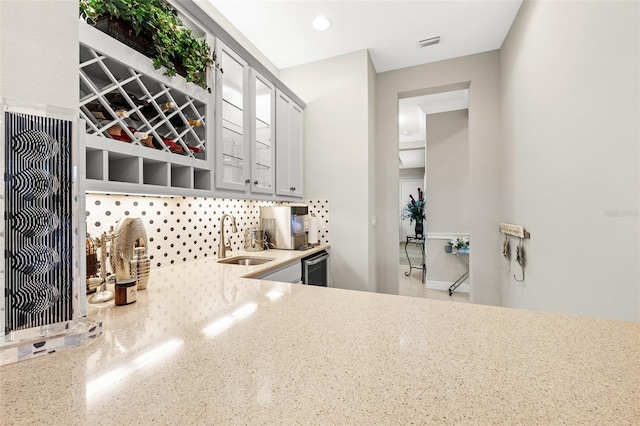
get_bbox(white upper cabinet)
[275,90,304,198]
[215,41,251,191]
[78,15,304,200]
[250,70,275,194]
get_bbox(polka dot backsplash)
[85,194,330,269]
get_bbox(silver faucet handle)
[225,238,232,250]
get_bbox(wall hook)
[502,234,510,259]
[513,238,525,282]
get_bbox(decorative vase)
[414,220,424,238]
[130,246,151,290]
[111,217,148,281]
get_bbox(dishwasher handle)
[303,252,329,266]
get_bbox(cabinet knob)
[254,180,258,185]
[245,179,251,184]
[290,186,296,191]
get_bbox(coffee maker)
[259,205,308,250]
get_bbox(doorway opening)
[397,88,470,302]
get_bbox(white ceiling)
[207,0,523,73]
[206,1,511,170]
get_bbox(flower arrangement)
[450,237,469,249]
[402,188,425,224]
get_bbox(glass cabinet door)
[251,71,275,194]
[216,42,250,191]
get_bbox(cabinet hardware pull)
[245,179,250,184]
[254,180,258,185]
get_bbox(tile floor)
[398,268,470,303]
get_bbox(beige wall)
[425,110,470,283]
[281,50,375,292]
[500,0,639,321]
[367,52,377,291]
[426,110,470,233]
[0,0,78,109]
[375,52,502,305]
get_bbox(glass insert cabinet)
[215,41,276,195]
[216,41,250,191]
[250,71,275,194]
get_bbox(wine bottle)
[107,125,148,143]
[112,126,158,149]
[84,101,129,121]
[104,91,176,121]
[164,139,183,154]
[169,115,202,128]
[144,135,170,150]
[105,91,140,107]
[163,139,202,155]
[141,134,160,149]
[132,101,176,121]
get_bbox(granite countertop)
[2,244,639,424]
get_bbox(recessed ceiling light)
[312,16,332,32]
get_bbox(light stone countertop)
[2,244,639,425]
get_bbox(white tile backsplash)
[85,194,329,269]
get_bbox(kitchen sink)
[217,256,275,266]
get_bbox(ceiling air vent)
[417,36,441,48]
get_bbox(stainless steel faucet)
[218,214,238,259]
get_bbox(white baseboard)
[424,279,470,293]
[426,232,469,240]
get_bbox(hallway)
[398,268,469,303]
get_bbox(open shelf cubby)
[171,165,192,189]
[194,168,211,190]
[86,148,106,181]
[143,159,169,186]
[108,152,140,184]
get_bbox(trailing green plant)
[80,0,220,92]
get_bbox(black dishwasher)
[301,250,329,286]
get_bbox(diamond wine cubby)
[79,21,214,195]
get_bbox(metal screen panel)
[4,111,73,333]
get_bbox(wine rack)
[79,21,214,195]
